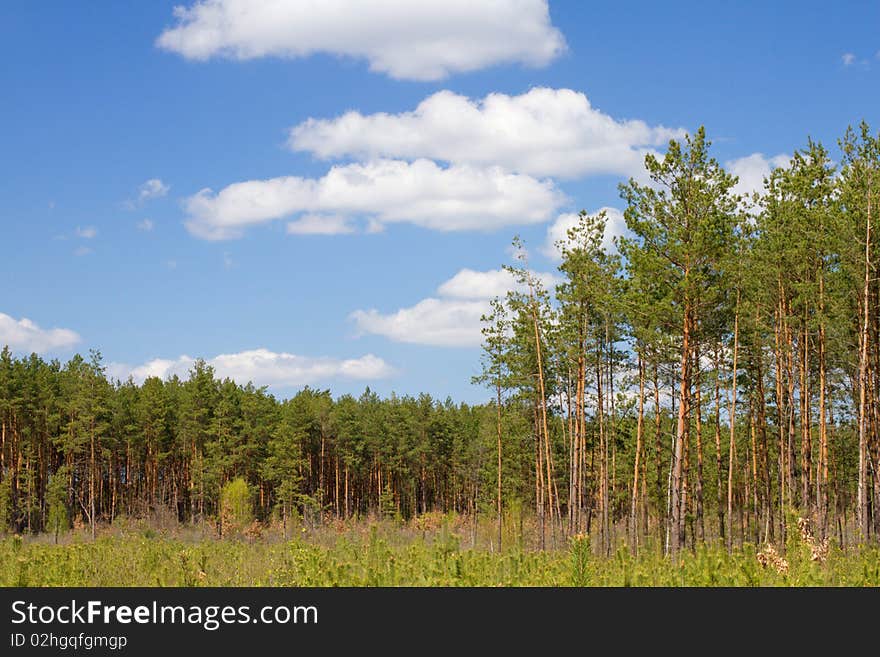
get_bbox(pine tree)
[619,127,739,555]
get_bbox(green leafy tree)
[619,127,739,555]
[46,466,70,543]
[219,476,253,535]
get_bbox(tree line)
[479,123,880,555]
[0,349,532,538]
[1,123,879,556]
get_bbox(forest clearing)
[2,125,880,588]
[7,23,880,657]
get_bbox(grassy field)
[3,515,879,587]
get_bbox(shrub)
[46,469,70,544]
[219,477,253,535]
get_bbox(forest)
[2,123,880,565]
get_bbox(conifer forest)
[3,125,880,585]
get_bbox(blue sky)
[1,0,878,403]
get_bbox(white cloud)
[125,179,170,210]
[437,267,559,300]
[137,219,155,231]
[542,207,627,260]
[74,246,93,257]
[286,214,354,235]
[156,0,565,81]
[842,53,856,66]
[289,88,685,179]
[726,152,791,201]
[437,268,520,300]
[352,299,487,348]
[139,178,169,201]
[184,159,565,240]
[107,357,187,382]
[351,266,558,347]
[75,226,97,239]
[108,348,395,387]
[0,312,81,354]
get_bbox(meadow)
[3,514,879,587]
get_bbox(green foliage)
[379,483,398,521]
[46,467,70,542]
[0,477,11,533]
[220,477,253,534]
[569,534,591,586]
[1,531,878,587]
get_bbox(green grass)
[2,522,878,586]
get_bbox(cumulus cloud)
[542,207,627,260]
[289,88,685,180]
[74,246,93,257]
[137,219,155,231]
[183,159,565,240]
[842,53,856,66]
[437,267,560,300]
[286,214,355,235]
[156,0,565,80]
[0,312,81,354]
[351,299,487,348]
[107,348,395,387]
[351,267,558,347]
[726,152,791,201]
[75,226,97,239]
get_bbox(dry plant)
[242,520,263,540]
[756,543,789,575]
[797,517,829,564]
